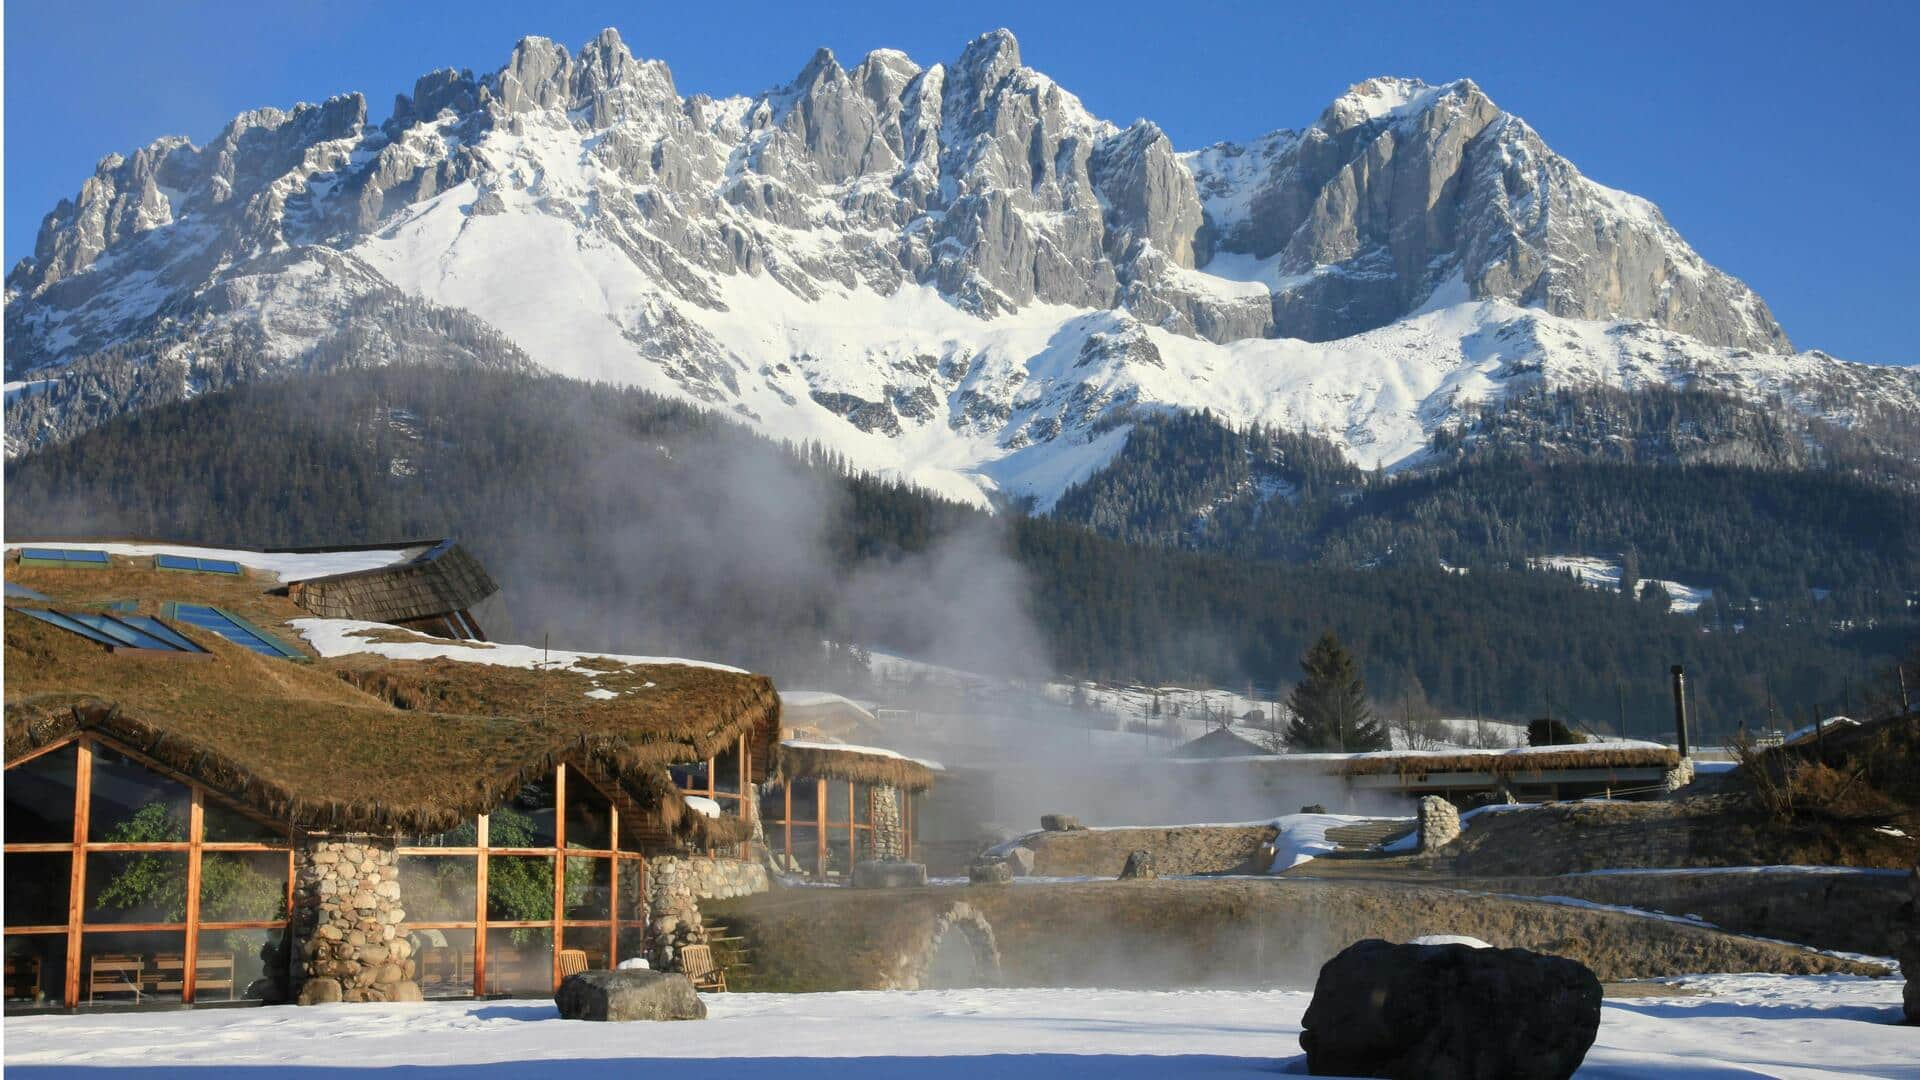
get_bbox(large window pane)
[86,852,189,924]
[398,855,477,924]
[408,927,475,998]
[200,927,289,1002]
[4,743,77,843]
[825,832,852,880]
[615,859,646,922]
[81,931,185,1006]
[825,782,853,826]
[563,856,611,921]
[4,934,67,1010]
[561,925,611,974]
[759,785,787,825]
[89,745,190,843]
[564,775,613,851]
[484,927,552,997]
[789,825,820,877]
[490,781,556,849]
[714,743,742,796]
[854,783,873,825]
[669,760,709,794]
[789,779,819,822]
[199,851,287,923]
[396,819,479,849]
[485,856,554,922]
[203,799,287,844]
[616,924,649,968]
[4,854,70,927]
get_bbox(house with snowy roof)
[1,539,941,1012]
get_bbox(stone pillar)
[644,855,772,972]
[1417,795,1461,853]
[292,836,421,1004]
[870,784,906,862]
[1662,757,1696,793]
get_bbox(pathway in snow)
[4,977,1913,1078]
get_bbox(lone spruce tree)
[1285,631,1388,751]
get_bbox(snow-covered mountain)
[7,28,1917,506]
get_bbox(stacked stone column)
[645,855,770,971]
[292,836,422,1004]
[869,784,906,862]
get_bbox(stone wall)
[292,836,421,1004]
[1007,824,1279,877]
[645,855,769,971]
[870,784,905,862]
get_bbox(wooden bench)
[87,954,144,1005]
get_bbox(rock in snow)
[1299,938,1602,1079]
[554,969,706,1022]
[7,28,1917,504]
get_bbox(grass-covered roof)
[3,551,775,845]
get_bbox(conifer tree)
[1285,631,1387,751]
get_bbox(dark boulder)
[1300,804,1328,815]
[1040,814,1086,832]
[1299,938,1601,1079]
[969,858,1014,885]
[1118,850,1157,880]
[853,860,929,889]
[554,970,707,1022]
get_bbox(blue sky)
[5,0,1915,364]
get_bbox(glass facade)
[392,763,646,999]
[2,736,292,1011]
[759,777,912,882]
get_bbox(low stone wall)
[292,836,421,1004]
[646,855,769,971]
[1008,824,1279,877]
[1454,868,1910,956]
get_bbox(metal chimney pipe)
[1670,665,1691,757]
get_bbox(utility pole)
[1670,665,1691,757]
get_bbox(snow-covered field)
[1530,554,1714,614]
[5,978,1913,1077]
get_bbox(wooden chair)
[679,944,726,992]
[557,949,589,979]
[87,954,144,1004]
[4,956,41,1000]
[195,952,236,1001]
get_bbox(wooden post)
[473,814,489,996]
[182,789,205,1003]
[551,765,566,993]
[608,797,620,969]
[1670,666,1690,757]
[65,737,93,1008]
[815,779,827,882]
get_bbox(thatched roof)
[288,541,498,624]
[3,551,775,846]
[774,739,939,793]
[1316,744,1681,777]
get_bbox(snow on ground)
[1267,813,1383,871]
[2,541,418,583]
[1530,554,1713,614]
[5,978,1913,1078]
[1410,934,1493,948]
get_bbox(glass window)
[4,934,67,1010]
[616,924,649,968]
[563,775,613,851]
[825,833,852,879]
[669,760,710,793]
[484,927,552,997]
[789,825,820,877]
[198,851,287,923]
[86,852,189,924]
[825,781,854,826]
[759,785,788,825]
[89,745,191,843]
[200,927,289,1002]
[202,799,287,844]
[409,927,476,998]
[854,783,873,825]
[714,743,742,796]
[491,782,557,849]
[563,856,611,921]
[561,926,611,974]
[4,854,70,927]
[789,779,819,822]
[398,856,478,924]
[615,859,646,922]
[485,856,554,923]
[5,742,77,844]
[396,819,479,849]
[81,931,186,1006]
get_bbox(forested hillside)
[1053,396,1920,636]
[4,366,1907,739]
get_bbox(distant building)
[1171,727,1272,759]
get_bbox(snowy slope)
[8,29,1918,507]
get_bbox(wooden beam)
[182,789,204,1003]
[552,764,566,994]
[64,738,92,1008]
[473,813,488,997]
[3,731,82,770]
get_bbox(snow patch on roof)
[780,737,944,772]
[292,618,746,675]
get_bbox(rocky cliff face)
[5,29,1912,504]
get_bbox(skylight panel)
[164,603,305,659]
[4,581,50,600]
[155,554,243,575]
[17,548,110,567]
[16,608,207,654]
